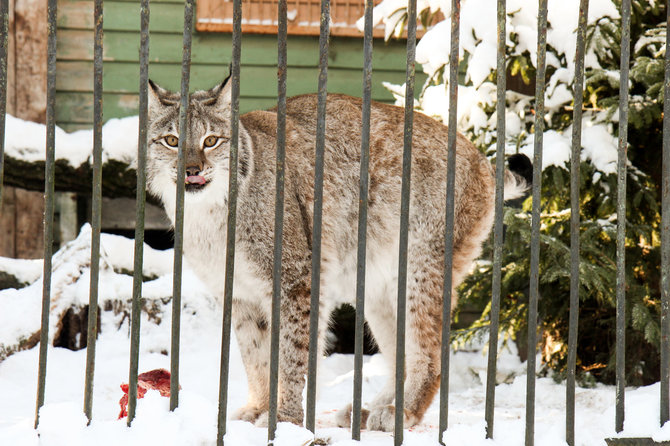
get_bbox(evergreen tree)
[377,0,664,384]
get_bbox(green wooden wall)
[56,0,426,131]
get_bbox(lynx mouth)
[185,175,209,193]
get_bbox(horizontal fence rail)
[0,0,665,445]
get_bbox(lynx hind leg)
[335,294,396,429]
[231,299,271,424]
[366,240,445,432]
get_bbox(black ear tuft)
[222,64,232,89]
[507,153,533,186]
[148,79,177,106]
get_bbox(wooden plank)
[58,0,188,32]
[14,188,45,259]
[14,0,48,122]
[55,61,410,102]
[55,91,139,123]
[56,29,413,71]
[7,0,15,115]
[55,91,279,124]
[0,187,17,258]
[101,197,171,231]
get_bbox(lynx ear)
[148,80,177,117]
[207,75,232,112]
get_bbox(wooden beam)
[14,0,47,123]
[2,154,160,205]
[1,0,48,259]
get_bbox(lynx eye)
[204,135,219,148]
[164,135,179,147]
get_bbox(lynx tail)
[502,153,533,201]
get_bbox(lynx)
[146,76,530,431]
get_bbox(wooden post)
[0,0,48,259]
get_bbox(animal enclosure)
[0,0,668,445]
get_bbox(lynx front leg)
[275,283,312,425]
[231,299,271,423]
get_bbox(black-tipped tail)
[503,153,532,201]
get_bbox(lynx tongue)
[186,175,206,185]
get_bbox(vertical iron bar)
[566,1,589,444]
[661,0,670,428]
[268,0,288,441]
[438,0,460,443]
[615,0,631,433]
[0,0,8,207]
[485,0,506,439]
[352,0,373,439]
[305,0,330,434]
[127,0,150,425]
[35,0,58,428]
[217,0,242,443]
[525,1,547,445]
[394,0,417,444]
[170,0,195,412]
[84,0,104,423]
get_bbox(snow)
[0,257,42,285]
[4,114,138,167]
[0,229,667,445]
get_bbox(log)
[2,155,160,205]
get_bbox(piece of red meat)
[118,368,172,419]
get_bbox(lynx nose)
[185,165,201,177]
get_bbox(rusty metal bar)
[216,0,242,443]
[485,0,505,439]
[566,1,589,444]
[268,0,288,441]
[83,0,104,423]
[661,0,670,428]
[615,0,631,434]
[305,0,330,434]
[35,0,58,429]
[438,0,460,442]
[0,0,8,208]
[170,0,195,412]
[394,0,417,444]
[127,0,150,425]
[352,0,374,439]
[525,0,548,444]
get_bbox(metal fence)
[0,0,668,445]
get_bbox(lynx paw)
[367,405,395,432]
[254,411,269,427]
[232,405,265,423]
[335,403,370,428]
[366,405,419,432]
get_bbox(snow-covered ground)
[0,230,668,446]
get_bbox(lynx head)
[146,77,250,215]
